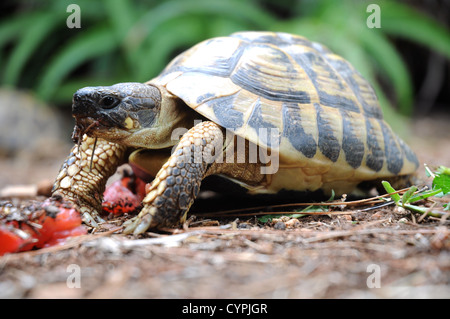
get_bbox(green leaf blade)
[3,12,63,86]
[381,181,401,204]
[37,25,117,100]
[402,186,417,204]
[407,189,443,203]
[381,1,450,60]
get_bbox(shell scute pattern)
[281,102,317,159]
[230,43,311,103]
[365,117,386,172]
[314,103,342,163]
[340,109,366,169]
[151,31,418,177]
[379,120,404,175]
[324,56,382,119]
[293,50,361,114]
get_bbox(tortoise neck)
[134,83,203,149]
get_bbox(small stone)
[273,221,286,230]
[285,218,300,228]
[371,211,385,219]
[340,214,353,221]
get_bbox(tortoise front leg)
[52,135,127,227]
[124,121,225,235]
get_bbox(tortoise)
[52,31,419,234]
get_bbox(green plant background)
[1,0,449,122]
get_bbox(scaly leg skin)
[123,121,225,235]
[52,134,127,227]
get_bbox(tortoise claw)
[81,212,99,228]
[133,214,153,235]
[122,213,153,235]
[122,216,139,234]
[80,207,105,228]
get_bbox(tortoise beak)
[71,91,104,140]
[72,91,95,118]
[72,90,106,128]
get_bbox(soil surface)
[0,92,449,299]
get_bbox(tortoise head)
[71,82,194,149]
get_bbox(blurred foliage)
[0,0,449,119]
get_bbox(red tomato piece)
[102,176,147,215]
[43,225,87,248]
[0,199,88,254]
[0,226,26,256]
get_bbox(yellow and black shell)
[150,31,418,195]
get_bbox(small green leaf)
[292,191,334,213]
[432,166,450,196]
[290,213,307,219]
[328,189,335,202]
[299,205,329,213]
[257,215,275,223]
[381,181,401,203]
[402,186,417,204]
[407,188,443,203]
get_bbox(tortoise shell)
[149,31,418,194]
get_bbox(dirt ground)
[0,109,449,299]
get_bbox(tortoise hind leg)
[124,121,225,234]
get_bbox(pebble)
[273,221,286,230]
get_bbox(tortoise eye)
[99,96,119,109]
